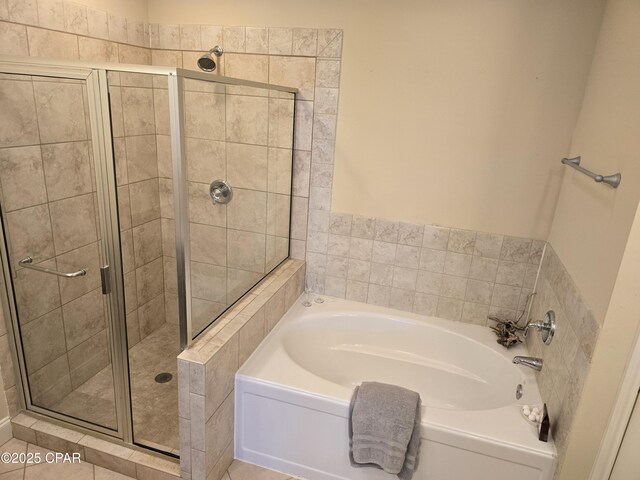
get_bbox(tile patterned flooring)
[51,322,181,453]
[0,438,297,480]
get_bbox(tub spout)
[512,356,543,371]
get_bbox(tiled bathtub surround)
[526,244,600,478]
[178,259,305,480]
[307,213,545,325]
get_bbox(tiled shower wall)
[0,73,108,407]
[527,244,600,478]
[108,69,176,348]
[0,0,342,418]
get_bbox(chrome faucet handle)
[524,310,556,345]
[209,180,233,205]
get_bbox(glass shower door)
[0,72,119,431]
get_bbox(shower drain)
[154,372,173,384]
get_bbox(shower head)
[197,46,223,72]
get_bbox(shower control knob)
[210,180,233,205]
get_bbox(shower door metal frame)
[0,54,298,453]
[0,59,132,442]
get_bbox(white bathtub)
[235,295,556,480]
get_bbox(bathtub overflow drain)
[155,373,173,384]
[515,384,523,400]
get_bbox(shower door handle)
[100,265,111,294]
[19,256,87,278]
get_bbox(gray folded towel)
[349,382,422,480]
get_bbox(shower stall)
[0,55,296,456]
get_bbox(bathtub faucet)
[512,356,543,371]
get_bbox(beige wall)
[545,1,640,478]
[547,0,640,322]
[558,203,640,480]
[149,0,605,240]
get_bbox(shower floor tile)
[52,322,181,453]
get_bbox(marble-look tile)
[0,79,39,147]
[413,293,438,316]
[416,270,443,296]
[33,81,86,143]
[42,141,92,201]
[474,232,504,259]
[158,24,180,49]
[461,302,490,325]
[21,308,66,372]
[48,193,97,254]
[293,28,317,56]
[121,87,155,136]
[465,279,493,305]
[238,309,265,364]
[269,56,316,101]
[0,145,47,211]
[268,27,292,55]
[63,1,88,35]
[268,99,295,149]
[315,87,339,115]
[138,294,165,337]
[223,26,245,52]
[293,100,313,151]
[227,143,267,191]
[367,284,390,307]
[190,223,226,266]
[226,95,268,145]
[14,258,60,323]
[78,37,118,63]
[227,188,267,234]
[437,297,463,321]
[125,135,158,183]
[7,203,55,265]
[311,135,335,164]
[447,229,476,255]
[495,261,527,287]
[395,245,420,268]
[0,22,29,56]
[107,13,127,43]
[129,179,160,226]
[37,0,64,31]
[185,137,225,181]
[61,288,105,349]
[158,178,174,220]
[227,230,266,274]
[180,24,202,51]
[317,29,343,58]
[443,251,472,277]
[87,8,109,40]
[56,241,101,304]
[7,0,38,25]
[491,283,521,310]
[316,59,341,88]
[501,236,532,263]
[132,219,162,267]
[245,27,268,54]
[201,25,223,49]
[188,182,226,227]
[184,91,225,141]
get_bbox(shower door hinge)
[100,265,111,294]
